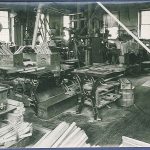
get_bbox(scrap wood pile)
[0,99,32,147]
[33,122,100,148]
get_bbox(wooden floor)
[24,74,150,147]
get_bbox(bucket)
[119,87,134,107]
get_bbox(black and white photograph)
[0,0,150,148]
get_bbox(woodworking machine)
[71,64,125,120]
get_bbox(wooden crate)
[36,53,60,69]
[13,53,36,67]
[13,53,23,67]
[0,55,14,67]
[120,78,132,90]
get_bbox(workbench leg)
[76,94,85,114]
[91,96,101,121]
[30,90,39,116]
[29,80,39,116]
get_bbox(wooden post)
[44,14,47,42]
[97,2,150,53]
[88,2,92,36]
[20,25,23,46]
[10,10,15,43]
[85,3,92,66]
[32,4,43,49]
[77,4,80,29]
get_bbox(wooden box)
[120,78,132,90]
[36,53,60,69]
[0,55,14,67]
[13,53,36,67]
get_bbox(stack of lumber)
[33,122,100,148]
[0,122,32,147]
[120,136,150,147]
[0,99,32,147]
[7,104,25,125]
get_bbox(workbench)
[72,64,125,79]
[72,64,125,120]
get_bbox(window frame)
[103,11,120,40]
[138,9,150,39]
[0,9,11,42]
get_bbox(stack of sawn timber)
[0,99,32,147]
[33,122,100,148]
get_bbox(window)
[63,16,70,41]
[103,12,119,39]
[139,10,150,39]
[0,11,10,42]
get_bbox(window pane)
[103,13,119,39]
[0,11,9,28]
[63,16,70,28]
[103,13,118,27]
[108,27,119,39]
[63,16,70,41]
[141,11,150,24]
[0,29,10,42]
[140,25,150,39]
[0,11,8,17]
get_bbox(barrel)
[119,87,134,107]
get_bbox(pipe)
[97,2,150,53]
[32,4,43,49]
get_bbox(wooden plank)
[70,131,87,147]
[59,127,81,147]
[0,105,16,116]
[33,124,51,133]
[76,131,88,147]
[120,136,150,147]
[33,130,52,147]
[7,99,23,107]
[59,127,82,147]
[0,123,31,141]
[52,122,76,147]
[33,122,69,148]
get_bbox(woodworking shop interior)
[1,0,150,148]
